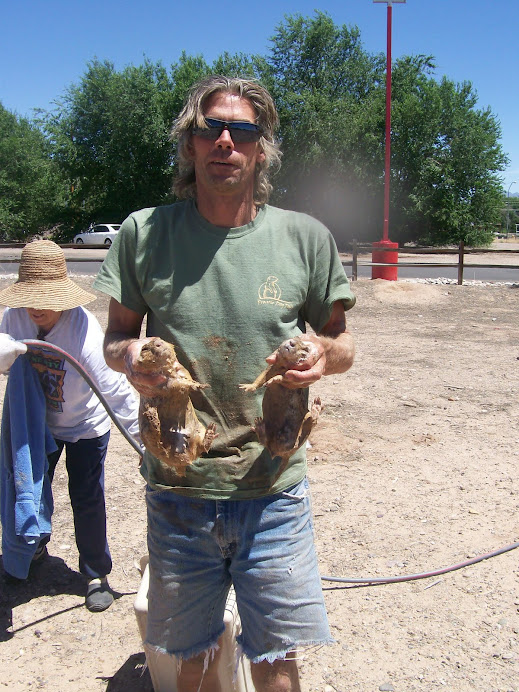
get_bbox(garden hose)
[320,540,519,586]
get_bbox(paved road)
[1,246,518,283]
[0,246,107,277]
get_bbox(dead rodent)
[137,337,217,476]
[240,336,322,466]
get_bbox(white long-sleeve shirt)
[1,306,139,444]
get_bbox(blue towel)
[0,355,57,579]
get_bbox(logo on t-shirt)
[27,348,66,413]
[258,276,293,309]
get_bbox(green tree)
[390,69,507,246]
[0,104,66,240]
[169,52,210,117]
[266,12,508,247]
[42,58,179,235]
[212,52,270,83]
[34,12,508,247]
[502,196,519,234]
[266,12,386,248]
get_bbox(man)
[94,75,355,691]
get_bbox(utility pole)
[371,0,406,280]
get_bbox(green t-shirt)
[94,200,355,499]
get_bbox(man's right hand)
[0,334,28,374]
[124,338,167,397]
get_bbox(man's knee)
[177,644,222,692]
[250,656,300,692]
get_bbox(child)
[0,240,139,612]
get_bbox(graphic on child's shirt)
[27,348,66,413]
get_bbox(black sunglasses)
[192,117,262,143]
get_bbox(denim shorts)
[145,477,332,663]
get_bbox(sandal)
[32,544,48,562]
[85,577,114,612]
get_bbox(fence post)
[352,239,358,282]
[457,240,465,285]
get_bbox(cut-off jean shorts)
[145,477,333,664]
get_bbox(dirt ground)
[1,261,519,691]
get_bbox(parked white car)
[74,224,121,246]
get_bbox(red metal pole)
[371,1,399,280]
[383,3,392,242]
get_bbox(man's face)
[188,92,265,199]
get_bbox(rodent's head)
[276,337,319,368]
[136,338,177,372]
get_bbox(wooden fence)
[345,241,519,284]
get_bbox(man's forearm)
[103,332,138,374]
[318,330,355,375]
[103,299,145,373]
[310,300,355,376]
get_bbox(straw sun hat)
[0,240,96,311]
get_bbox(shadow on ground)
[102,652,154,691]
[0,552,86,641]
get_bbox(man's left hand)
[265,335,325,389]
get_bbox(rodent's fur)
[240,336,322,467]
[137,337,217,476]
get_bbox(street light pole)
[371,0,406,281]
[506,181,516,235]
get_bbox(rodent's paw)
[203,423,218,452]
[263,374,284,387]
[191,381,210,390]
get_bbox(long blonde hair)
[171,76,282,204]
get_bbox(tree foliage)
[0,104,66,240]
[390,68,507,245]
[501,196,519,234]
[1,12,509,246]
[42,58,179,235]
[266,12,507,248]
[266,12,387,248]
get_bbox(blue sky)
[1,0,517,193]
